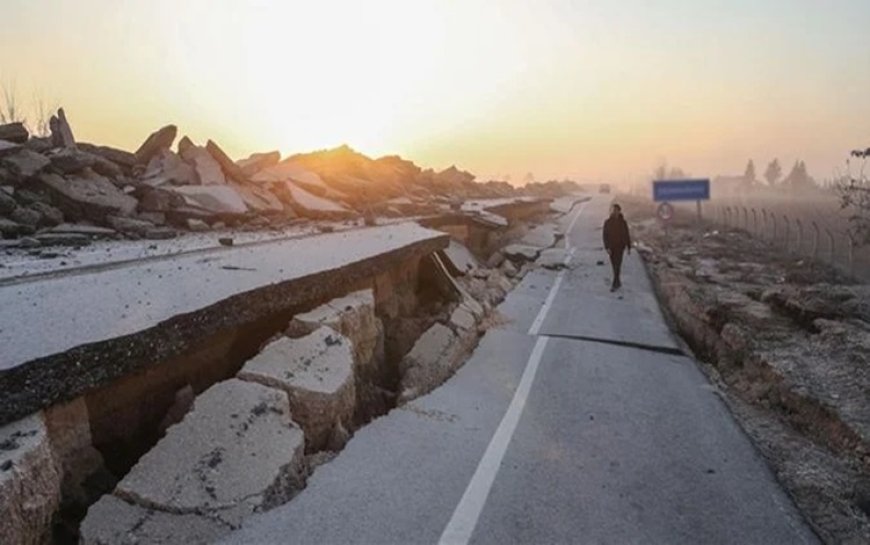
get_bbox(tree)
[743,160,757,185]
[764,159,782,186]
[783,160,815,191]
[837,147,870,245]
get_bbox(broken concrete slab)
[283,181,352,218]
[398,323,460,403]
[0,413,62,545]
[238,328,356,451]
[206,140,249,184]
[80,494,229,545]
[143,149,199,186]
[0,122,29,144]
[49,108,76,148]
[238,151,281,176]
[171,184,248,215]
[0,218,35,237]
[44,223,119,237]
[47,148,98,174]
[503,244,541,263]
[134,125,177,165]
[231,181,285,214]
[37,172,138,221]
[538,248,569,270]
[113,379,305,527]
[106,215,155,236]
[520,223,558,248]
[2,149,50,179]
[287,289,382,372]
[450,305,477,331]
[77,143,137,169]
[181,143,227,186]
[440,239,479,276]
[0,139,22,159]
[0,223,448,425]
[42,398,107,505]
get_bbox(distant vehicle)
[599,184,611,194]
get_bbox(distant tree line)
[742,158,816,190]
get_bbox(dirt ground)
[619,195,870,544]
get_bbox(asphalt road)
[222,196,818,545]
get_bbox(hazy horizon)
[1,0,868,185]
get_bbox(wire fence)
[698,193,867,282]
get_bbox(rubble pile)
[0,113,581,250]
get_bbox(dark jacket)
[603,213,631,251]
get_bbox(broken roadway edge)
[0,222,448,426]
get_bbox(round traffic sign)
[657,202,674,221]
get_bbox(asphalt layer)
[222,196,819,545]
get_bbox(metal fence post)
[848,234,855,276]
[752,208,758,235]
[762,209,769,239]
[812,222,820,259]
[795,218,803,255]
[742,207,749,230]
[783,215,790,252]
[827,229,835,265]
[771,213,778,242]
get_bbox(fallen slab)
[238,328,355,450]
[503,244,541,263]
[37,171,138,222]
[440,239,479,276]
[81,494,229,545]
[398,323,461,403]
[0,223,448,425]
[111,379,305,527]
[286,289,382,372]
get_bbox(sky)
[1,0,868,186]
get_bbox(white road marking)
[438,335,550,545]
[438,200,588,545]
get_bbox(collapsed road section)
[0,195,581,544]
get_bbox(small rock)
[144,227,177,240]
[9,206,41,226]
[106,215,155,236]
[218,237,234,246]
[187,218,209,232]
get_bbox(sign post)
[652,178,711,228]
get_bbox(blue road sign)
[652,179,710,202]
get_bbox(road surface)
[223,196,818,545]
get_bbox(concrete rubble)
[81,379,306,542]
[238,328,356,451]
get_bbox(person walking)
[602,203,631,292]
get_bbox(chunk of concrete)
[2,149,50,179]
[143,149,199,186]
[287,289,382,371]
[0,139,22,158]
[181,143,227,186]
[521,223,558,248]
[80,494,229,545]
[237,151,281,176]
[43,398,106,504]
[170,184,248,215]
[283,181,352,218]
[450,305,477,331]
[113,379,305,528]
[0,122,29,144]
[503,244,541,263]
[206,140,249,184]
[538,247,569,270]
[106,215,156,236]
[37,172,138,221]
[49,108,76,148]
[238,328,356,451]
[398,323,460,403]
[134,125,177,165]
[441,239,479,276]
[0,413,62,545]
